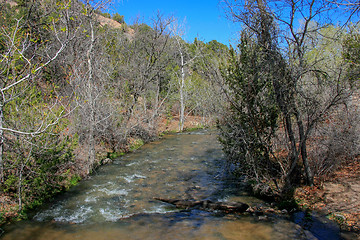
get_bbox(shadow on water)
[1,130,344,240]
[292,211,341,240]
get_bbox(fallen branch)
[154,197,249,213]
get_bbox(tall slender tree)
[169,20,202,131]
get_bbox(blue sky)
[107,0,238,46]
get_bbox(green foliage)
[343,26,360,85]
[183,126,205,132]
[306,25,344,65]
[2,82,79,211]
[66,174,81,190]
[108,151,125,159]
[182,71,214,116]
[206,40,229,56]
[2,175,18,193]
[101,12,111,19]
[129,139,144,151]
[161,130,177,135]
[112,13,125,24]
[219,33,280,181]
[6,129,78,210]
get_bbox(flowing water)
[1,130,341,240]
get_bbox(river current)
[1,130,341,240]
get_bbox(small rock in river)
[281,209,288,214]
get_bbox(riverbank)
[294,157,360,239]
[0,115,207,227]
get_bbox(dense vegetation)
[0,0,359,225]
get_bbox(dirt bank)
[295,157,360,239]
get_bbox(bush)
[310,104,360,178]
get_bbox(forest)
[0,0,359,231]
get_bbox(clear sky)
[107,0,238,46]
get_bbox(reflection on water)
[1,130,339,240]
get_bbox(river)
[1,130,341,240]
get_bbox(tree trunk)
[0,105,4,182]
[18,163,24,212]
[86,15,96,174]
[295,113,314,186]
[179,51,185,132]
[283,114,300,187]
[272,78,300,190]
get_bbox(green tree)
[219,35,280,182]
[112,13,124,24]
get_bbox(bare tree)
[169,20,202,131]
[221,0,353,192]
[327,0,360,21]
[67,0,113,174]
[107,12,175,141]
